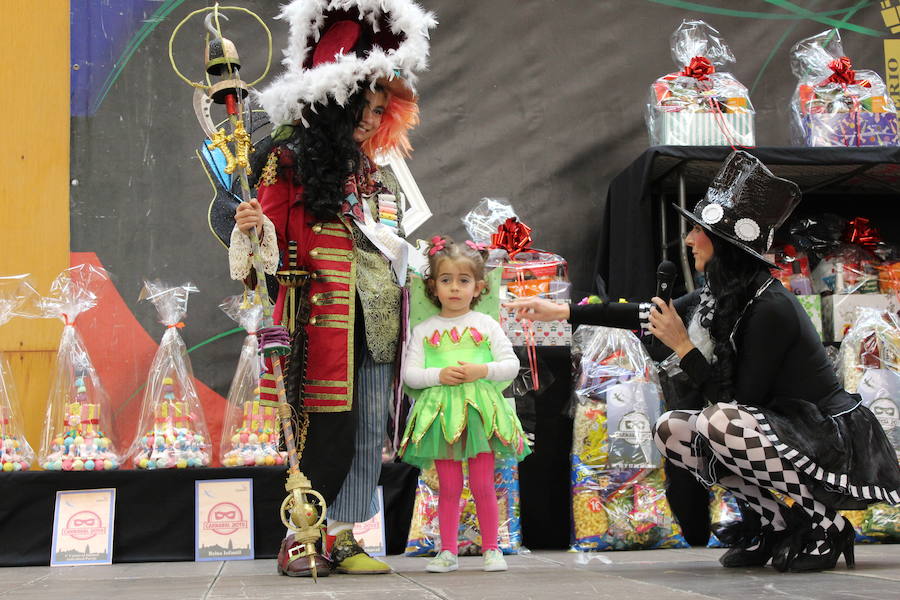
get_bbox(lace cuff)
[228,216,279,281]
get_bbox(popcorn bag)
[219,294,286,467]
[405,457,523,556]
[646,19,755,146]
[569,326,686,551]
[790,29,899,147]
[129,281,211,469]
[0,275,40,471]
[38,265,122,471]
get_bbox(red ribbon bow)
[490,218,533,259]
[824,56,870,88]
[844,217,881,251]
[680,56,715,81]
[167,322,186,329]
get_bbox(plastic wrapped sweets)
[790,29,898,147]
[406,457,523,556]
[38,265,122,471]
[646,19,755,146]
[219,294,286,467]
[570,326,687,551]
[129,281,211,469]
[0,275,39,471]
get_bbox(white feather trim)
[256,0,437,126]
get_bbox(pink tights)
[434,452,498,554]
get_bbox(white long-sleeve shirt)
[403,311,520,390]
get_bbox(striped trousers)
[329,350,393,523]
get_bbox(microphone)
[654,260,678,308]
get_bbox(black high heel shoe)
[717,501,790,568]
[784,524,856,573]
[772,504,811,573]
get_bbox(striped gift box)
[650,111,755,146]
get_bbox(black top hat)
[673,151,801,267]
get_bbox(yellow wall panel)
[0,1,70,468]
[5,351,56,462]
[0,2,70,352]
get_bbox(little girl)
[400,236,531,573]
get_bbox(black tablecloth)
[0,463,418,566]
[595,146,900,301]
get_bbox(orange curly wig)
[361,93,420,160]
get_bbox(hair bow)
[465,240,488,251]
[428,235,446,256]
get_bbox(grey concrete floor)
[1,545,898,599]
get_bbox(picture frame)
[376,148,431,235]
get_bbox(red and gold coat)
[258,163,357,413]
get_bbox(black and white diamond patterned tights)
[654,404,846,555]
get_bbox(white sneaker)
[483,549,508,572]
[426,550,458,573]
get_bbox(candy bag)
[790,29,899,147]
[219,293,286,467]
[129,281,211,469]
[0,275,40,471]
[38,265,121,471]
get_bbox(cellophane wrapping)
[646,19,755,146]
[219,294,286,467]
[836,307,900,541]
[0,275,39,471]
[461,197,519,246]
[790,29,898,147]
[570,326,688,551]
[38,265,122,471]
[405,456,523,556]
[129,281,211,469]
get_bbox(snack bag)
[646,19,755,146]
[219,293,286,467]
[0,275,40,471]
[569,326,687,551]
[571,468,688,551]
[129,281,211,469]
[790,29,899,147]
[38,265,121,471]
[405,457,523,556]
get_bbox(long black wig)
[703,235,772,403]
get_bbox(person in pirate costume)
[507,151,900,572]
[228,0,437,577]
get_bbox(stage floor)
[2,546,898,599]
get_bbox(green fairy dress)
[399,322,532,469]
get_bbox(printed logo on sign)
[611,411,653,446]
[62,510,106,541]
[204,502,248,536]
[871,397,898,432]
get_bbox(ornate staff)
[169,5,325,579]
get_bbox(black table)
[595,146,900,301]
[0,463,418,566]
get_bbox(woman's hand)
[439,366,466,386]
[647,297,694,358]
[503,297,570,322]
[457,361,488,383]
[235,199,263,235]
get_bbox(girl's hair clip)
[428,235,446,256]
[465,240,488,252]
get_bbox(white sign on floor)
[51,488,116,566]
